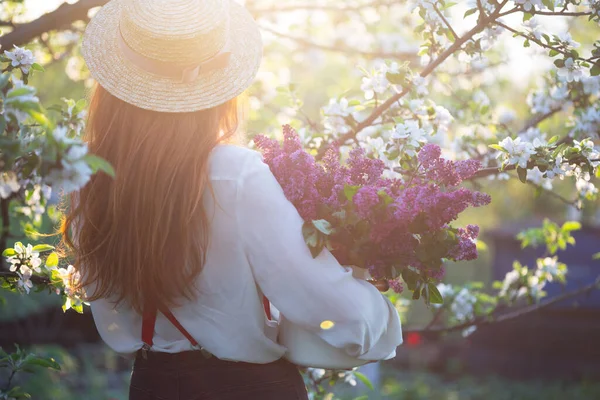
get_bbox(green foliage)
[517,219,580,255]
[0,346,60,399]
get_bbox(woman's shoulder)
[209,143,264,182]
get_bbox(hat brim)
[82,0,263,113]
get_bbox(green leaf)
[428,283,444,304]
[31,244,54,253]
[593,252,600,260]
[542,0,555,11]
[6,386,31,399]
[0,73,10,89]
[7,87,35,99]
[386,72,405,85]
[2,248,16,257]
[464,8,478,18]
[354,372,374,390]
[547,135,559,145]
[302,221,318,247]
[523,12,533,21]
[591,62,600,77]
[83,154,116,178]
[30,63,45,72]
[23,356,60,370]
[561,221,581,232]
[489,144,508,152]
[517,167,528,183]
[549,49,559,57]
[28,110,52,129]
[45,252,59,268]
[74,98,87,114]
[312,219,333,235]
[344,185,359,202]
[377,189,394,205]
[523,39,530,48]
[554,59,565,68]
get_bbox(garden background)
[1,0,600,399]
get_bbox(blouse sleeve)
[236,150,403,360]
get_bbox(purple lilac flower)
[255,125,491,289]
[388,279,404,293]
[353,186,380,218]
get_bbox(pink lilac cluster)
[254,126,491,295]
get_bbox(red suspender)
[141,305,158,348]
[157,303,200,347]
[141,296,271,351]
[263,296,272,320]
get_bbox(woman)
[63,0,403,399]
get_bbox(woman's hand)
[346,266,389,292]
[367,279,389,293]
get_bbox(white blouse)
[89,144,403,363]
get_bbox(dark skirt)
[129,350,309,400]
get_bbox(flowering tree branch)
[316,0,513,160]
[0,271,50,285]
[404,274,600,338]
[494,20,594,64]
[433,3,458,42]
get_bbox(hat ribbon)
[117,32,231,84]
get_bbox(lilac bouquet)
[254,125,491,305]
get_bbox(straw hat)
[82,0,262,113]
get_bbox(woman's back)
[90,144,402,364]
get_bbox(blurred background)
[1,0,600,399]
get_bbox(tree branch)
[433,3,458,41]
[252,0,397,15]
[260,25,416,61]
[531,10,592,16]
[495,20,593,63]
[0,0,108,50]
[0,197,11,271]
[0,271,51,285]
[404,274,600,337]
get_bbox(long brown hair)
[61,84,240,313]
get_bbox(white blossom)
[412,76,429,96]
[497,107,517,125]
[557,32,580,48]
[391,120,428,157]
[514,0,543,11]
[557,58,586,83]
[545,155,569,180]
[322,98,354,135]
[3,80,40,123]
[573,138,595,158]
[17,265,33,294]
[45,159,92,195]
[536,257,566,282]
[4,45,35,74]
[361,70,388,100]
[527,167,553,190]
[576,178,598,198]
[581,76,600,96]
[0,171,20,199]
[497,137,536,168]
[523,18,543,41]
[433,105,453,134]
[473,90,490,107]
